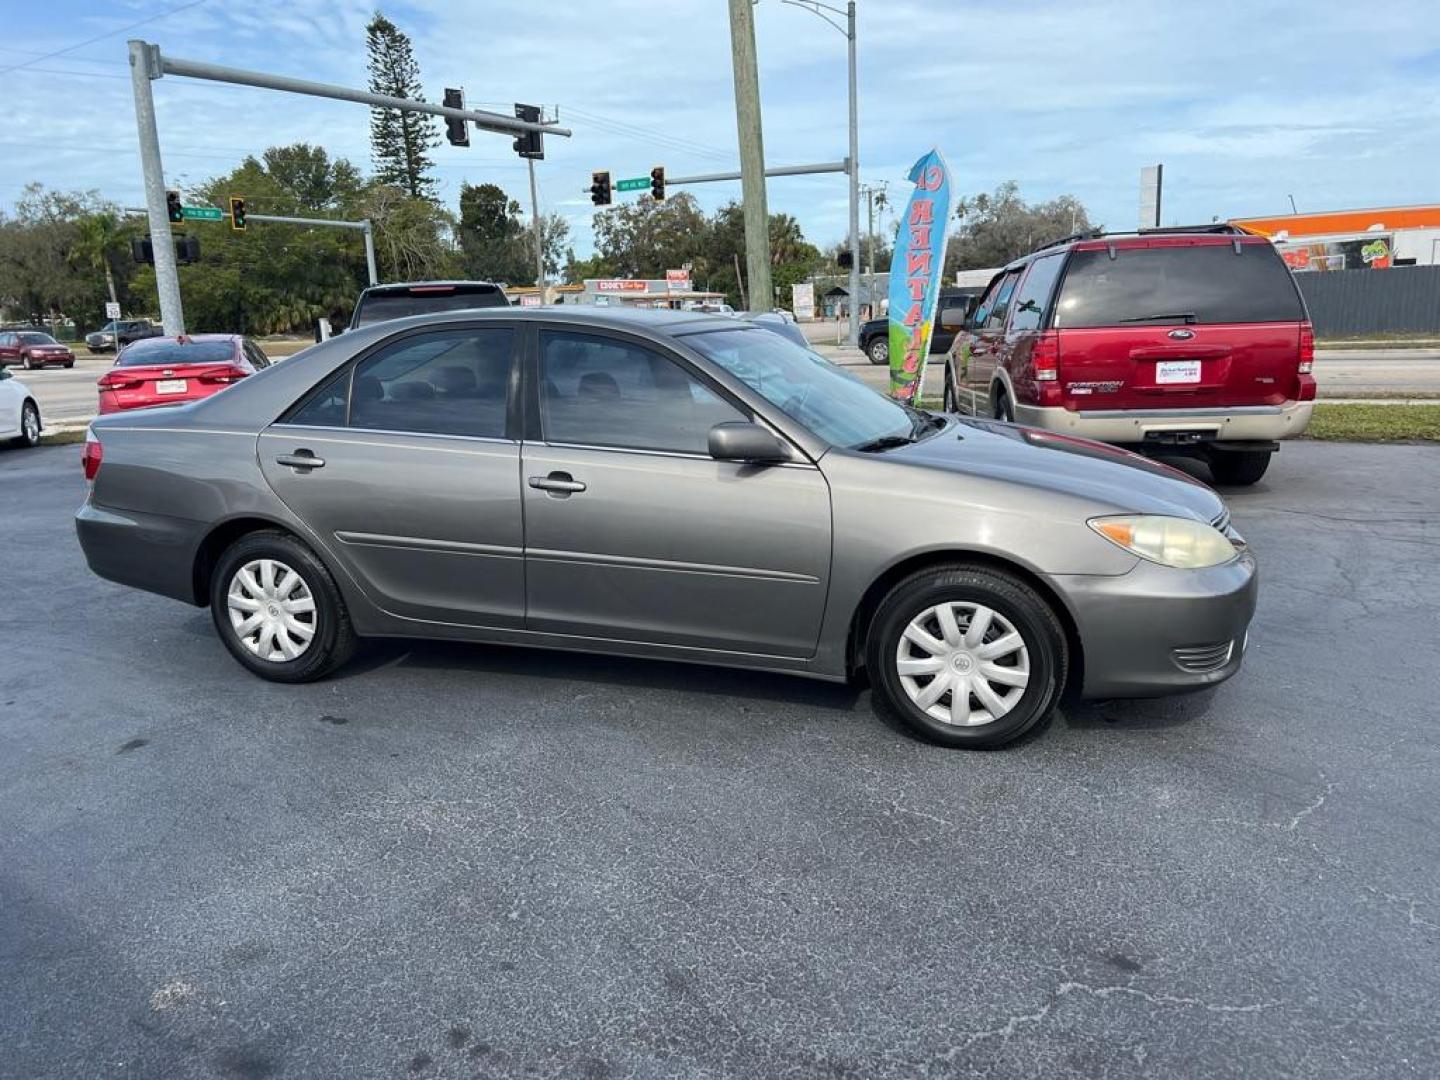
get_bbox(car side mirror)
[708,421,789,464]
[939,308,968,331]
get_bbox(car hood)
[877,417,1226,522]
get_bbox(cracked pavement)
[1,441,1438,1079]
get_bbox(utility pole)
[860,180,888,319]
[528,157,545,301]
[845,0,859,344]
[128,40,184,335]
[728,0,772,312]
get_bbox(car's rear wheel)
[1208,449,1271,486]
[868,338,889,365]
[210,530,357,683]
[992,387,1015,423]
[866,564,1067,748]
[17,401,40,447]
[22,354,34,371]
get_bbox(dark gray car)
[76,308,1256,748]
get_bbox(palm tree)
[72,211,123,309]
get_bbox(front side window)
[539,331,745,454]
[287,328,515,438]
[685,328,916,449]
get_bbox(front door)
[258,325,525,628]
[521,328,832,658]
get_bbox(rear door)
[1051,239,1307,411]
[258,324,525,628]
[962,269,1022,391]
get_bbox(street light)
[779,0,860,346]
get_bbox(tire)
[209,530,358,683]
[866,564,1067,749]
[17,401,41,448]
[992,387,1015,423]
[867,337,889,365]
[1208,449,1271,487]
[64,361,74,369]
[22,354,34,371]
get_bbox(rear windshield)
[353,286,507,327]
[1053,243,1304,328]
[118,340,236,366]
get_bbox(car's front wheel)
[22,354,34,371]
[866,564,1067,748]
[867,337,889,365]
[210,530,357,683]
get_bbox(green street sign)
[615,176,650,192]
[181,206,224,221]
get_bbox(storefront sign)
[791,282,815,321]
[594,279,648,292]
[887,149,954,402]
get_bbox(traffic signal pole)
[128,41,184,335]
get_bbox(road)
[14,344,1440,432]
[2,440,1438,1078]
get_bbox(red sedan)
[0,330,75,369]
[97,334,273,414]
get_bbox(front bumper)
[1050,551,1257,698]
[1014,401,1313,443]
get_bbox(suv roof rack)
[1034,223,1247,254]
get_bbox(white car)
[0,368,41,448]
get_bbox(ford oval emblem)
[1167,329,1195,340]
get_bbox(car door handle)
[276,451,325,470]
[528,472,586,494]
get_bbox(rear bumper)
[1014,401,1313,443]
[1050,552,1258,699]
[75,500,205,605]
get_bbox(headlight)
[1088,515,1239,569]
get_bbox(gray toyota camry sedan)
[76,307,1255,749]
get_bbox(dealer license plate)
[1156,360,1202,384]
[156,379,188,395]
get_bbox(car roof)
[127,333,242,346]
[346,305,743,338]
[360,280,504,293]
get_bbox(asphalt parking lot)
[2,440,1438,1079]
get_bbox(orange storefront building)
[1231,204,1440,272]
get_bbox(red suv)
[941,225,1314,485]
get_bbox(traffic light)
[443,87,469,147]
[589,170,612,207]
[838,250,854,270]
[131,236,154,264]
[512,103,544,160]
[229,196,247,232]
[650,165,665,202]
[166,190,183,223]
[176,235,201,264]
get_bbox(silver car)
[76,308,1256,749]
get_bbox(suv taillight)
[82,430,102,482]
[1032,331,1060,381]
[1298,322,1315,374]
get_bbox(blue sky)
[3,0,1439,257]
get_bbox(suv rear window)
[352,285,507,327]
[1053,243,1304,328]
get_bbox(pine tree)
[365,12,439,201]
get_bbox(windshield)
[685,328,915,449]
[117,339,237,366]
[19,333,57,345]
[354,286,507,326]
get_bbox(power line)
[0,0,209,76]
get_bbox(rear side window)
[353,286,507,327]
[1008,253,1066,333]
[983,271,1021,330]
[287,328,515,438]
[1053,243,1304,328]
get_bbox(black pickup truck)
[858,288,982,365]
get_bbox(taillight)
[197,365,248,385]
[82,430,103,482]
[1298,322,1314,374]
[1032,331,1060,381]
[98,372,142,390]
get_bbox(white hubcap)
[895,602,1030,726]
[227,558,316,662]
[22,408,38,441]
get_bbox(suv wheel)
[210,530,358,683]
[992,387,1015,423]
[1208,449,1271,487]
[866,564,1067,749]
[867,337,889,365]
